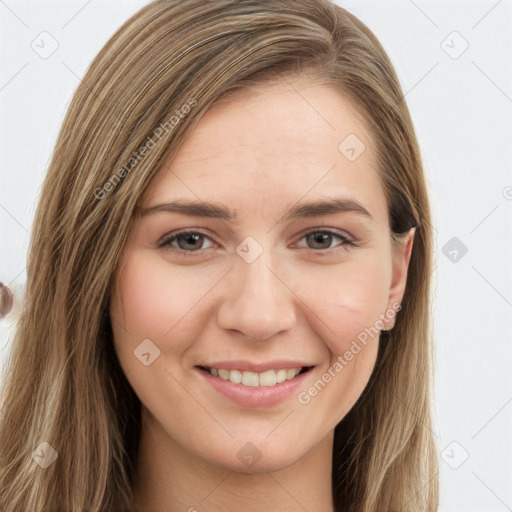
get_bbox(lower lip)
[196,367,313,408]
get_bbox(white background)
[1,1,511,510]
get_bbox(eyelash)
[158,228,356,256]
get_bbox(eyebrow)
[138,196,374,222]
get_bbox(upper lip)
[197,360,315,372]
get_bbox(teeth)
[229,369,242,384]
[218,369,229,380]
[286,368,297,380]
[258,369,276,387]
[207,366,304,387]
[276,369,287,383]
[241,371,259,387]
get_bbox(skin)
[109,78,415,512]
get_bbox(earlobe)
[384,227,416,331]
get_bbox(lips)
[197,360,313,372]
[196,363,315,408]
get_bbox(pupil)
[179,233,202,250]
[175,233,333,251]
[309,233,331,249]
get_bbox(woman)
[0,1,439,510]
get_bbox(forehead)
[142,80,388,224]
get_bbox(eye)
[158,229,216,254]
[294,229,355,251]
[157,228,356,256]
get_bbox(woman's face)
[110,79,414,473]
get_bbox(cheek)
[287,249,392,342]
[110,251,219,357]
[290,254,391,426]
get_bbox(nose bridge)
[216,242,296,341]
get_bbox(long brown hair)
[0,1,438,510]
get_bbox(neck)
[131,408,335,512]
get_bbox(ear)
[384,227,416,330]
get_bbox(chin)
[200,441,304,474]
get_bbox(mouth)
[196,365,314,388]
[195,363,315,408]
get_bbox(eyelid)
[296,226,354,240]
[157,228,216,250]
[157,227,356,254]
[291,228,355,249]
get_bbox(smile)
[196,364,315,408]
[199,366,312,387]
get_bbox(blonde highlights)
[0,1,438,510]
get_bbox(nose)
[216,250,296,342]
